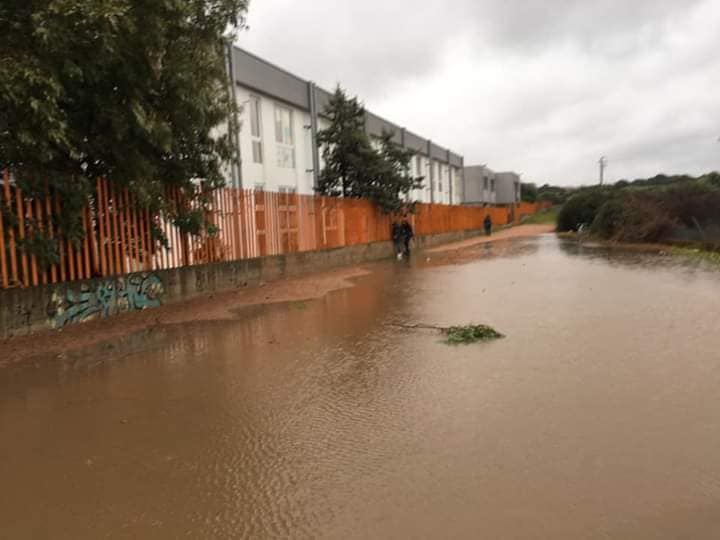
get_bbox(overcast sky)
[239,0,720,186]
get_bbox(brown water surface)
[2,236,720,539]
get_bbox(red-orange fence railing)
[0,172,546,289]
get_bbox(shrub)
[556,188,611,232]
[614,194,677,243]
[591,198,625,239]
[661,182,720,228]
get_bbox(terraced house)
[228,47,465,205]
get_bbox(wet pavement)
[2,235,720,539]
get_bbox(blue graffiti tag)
[49,273,164,328]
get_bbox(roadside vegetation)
[1,0,248,246]
[523,182,574,206]
[556,173,720,248]
[523,207,559,225]
[670,247,720,266]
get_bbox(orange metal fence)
[0,172,547,289]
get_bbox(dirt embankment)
[0,267,369,367]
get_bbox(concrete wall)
[0,228,488,338]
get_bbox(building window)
[437,164,443,193]
[483,176,489,190]
[491,179,496,192]
[274,104,295,168]
[250,96,263,164]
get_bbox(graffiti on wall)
[48,273,164,328]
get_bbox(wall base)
[0,228,487,338]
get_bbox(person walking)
[391,221,405,259]
[401,219,414,257]
[484,214,493,236]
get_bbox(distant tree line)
[521,182,574,205]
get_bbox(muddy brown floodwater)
[2,235,720,539]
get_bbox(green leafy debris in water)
[442,324,504,345]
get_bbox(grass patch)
[523,207,559,226]
[670,247,720,266]
[442,324,504,345]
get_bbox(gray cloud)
[240,0,720,185]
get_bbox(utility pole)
[599,156,608,185]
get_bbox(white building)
[229,47,464,205]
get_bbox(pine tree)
[316,86,424,213]
[371,130,424,214]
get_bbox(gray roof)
[231,47,463,166]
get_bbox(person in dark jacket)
[391,221,405,259]
[484,214,493,236]
[401,219,414,256]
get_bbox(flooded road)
[2,235,720,539]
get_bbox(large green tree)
[0,0,247,241]
[316,86,423,213]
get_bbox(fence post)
[0,170,7,288]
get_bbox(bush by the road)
[590,198,624,238]
[556,188,611,232]
[557,173,720,245]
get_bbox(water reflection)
[2,234,720,539]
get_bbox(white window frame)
[249,95,263,164]
[274,103,295,169]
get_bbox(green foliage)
[556,188,611,232]
[703,172,720,188]
[537,184,572,205]
[671,247,720,266]
[316,86,424,213]
[662,181,720,228]
[612,193,677,243]
[590,198,625,238]
[558,172,720,244]
[443,324,504,345]
[0,0,247,247]
[523,207,559,225]
[521,182,538,203]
